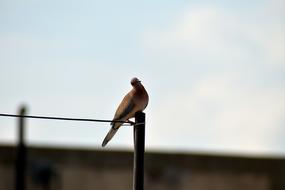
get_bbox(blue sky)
[0,0,284,156]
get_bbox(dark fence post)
[15,106,27,190]
[133,112,145,190]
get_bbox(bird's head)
[130,77,141,87]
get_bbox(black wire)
[0,113,135,125]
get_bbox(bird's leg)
[126,119,135,125]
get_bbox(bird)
[102,77,149,147]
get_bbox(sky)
[0,0,284,157]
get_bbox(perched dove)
[102,77,149,147]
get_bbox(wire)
[0,113,135,125]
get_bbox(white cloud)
[148,75,285,154]
[143,4,285,67]
[143,3,285,155]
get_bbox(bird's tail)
[102,127,118,147]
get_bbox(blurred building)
[0,145,284,190]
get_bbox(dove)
[102,77,149,147]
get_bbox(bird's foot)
[126,119,135,125]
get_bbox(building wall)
[0,145,284,190]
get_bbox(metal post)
[133,112,145,190]
[15,106,27,190]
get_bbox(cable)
[0,113,135,125]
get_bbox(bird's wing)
[102,95,135,147]
[111,93,136,127]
